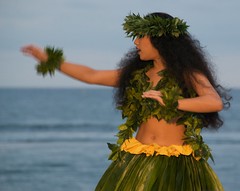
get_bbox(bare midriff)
[135,117,185,146]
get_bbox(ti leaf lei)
[36,46,64,76]
[108,64,213,162]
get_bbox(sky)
[0,0,239,88]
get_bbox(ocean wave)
[204,132,240,145]
[0,122,119,132]
[0,134,116,144]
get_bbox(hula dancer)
[22,12,231,191]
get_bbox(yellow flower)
[121,138,199,160]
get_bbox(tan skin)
[21,37,223,146]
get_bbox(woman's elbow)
[215,98,224,112]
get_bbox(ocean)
[0,88,239,191]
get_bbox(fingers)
[21,45,37,55]
[142,90,164,105]
[142,90,162,98]
[21,45,47,62]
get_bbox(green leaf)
[107,143,120,161]
[118,124,128,131]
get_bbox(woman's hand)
[21,45,48,62]
[142,90,165,105]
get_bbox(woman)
[22,12,230,191]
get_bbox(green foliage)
[107,143,121,161]
[109,64,213,162]
[123,13,189,39]
[181,115,214,162]
[36,46,64,76]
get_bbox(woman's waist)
[136,118,185,146]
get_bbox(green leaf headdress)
[122,13,189,39]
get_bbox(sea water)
[0,88,239,191]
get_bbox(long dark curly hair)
[115,12,231,129]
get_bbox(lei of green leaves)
[123,13,189,39]
[36,46,64,76]
[108,64,213,162]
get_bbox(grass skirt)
[95,141,223,191]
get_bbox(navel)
[150,135,157,141]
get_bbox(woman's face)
[134,36,160,61]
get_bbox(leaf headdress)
[123,13,189,39]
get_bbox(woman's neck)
[153,58,165,71]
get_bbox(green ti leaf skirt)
[95,150,223,191]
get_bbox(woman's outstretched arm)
[21,45,120,87]
[59,62,120,87]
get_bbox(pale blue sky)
[0,0,239,88]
